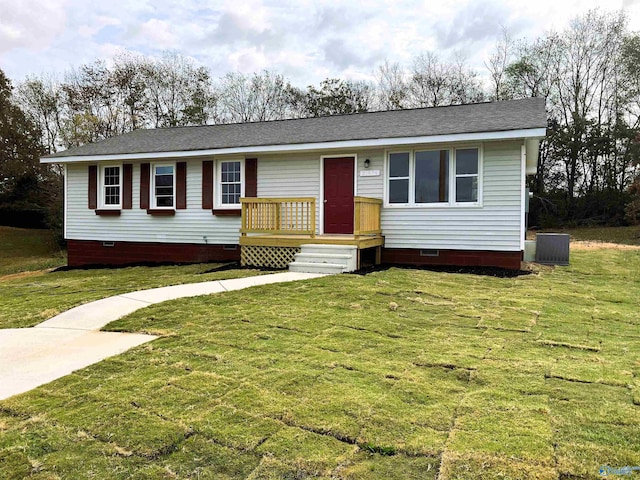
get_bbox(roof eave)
[41,127,547,164]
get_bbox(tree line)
[1,8,639,235]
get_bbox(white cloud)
[135,18,177,49]
[77,15,121,39]
[0,0,637,88]
[0,0,68,54]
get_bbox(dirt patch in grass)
[0,268,56,283]
[571,240,640,251]
[358,263,533,278]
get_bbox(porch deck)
[238,197,384,269]
[239,233,384,249]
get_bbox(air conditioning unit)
[535,233,570,265]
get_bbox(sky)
[1,0,639,88]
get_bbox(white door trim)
[319,154,358,235]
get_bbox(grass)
[0,227,262,328]
[0,263,267,330]
[0,246,639,478]
[0,227,66,276]
[530,225,640,246]
[0,226,266,330]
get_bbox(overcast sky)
[1,0,639,88]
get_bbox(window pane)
[221,162,240,181]
[153,165,174,207]
[456,149,478,175]
[389,153,409,178]
[102,166,121,206]
[389,179,409,203]
[157,196,173,207]
[156,174,173,187]
[415,150,449,203]
[220,162,241,205]
[155,166,173,175]
[456,177,478,202]
[105,186,120,205]
[104,167,120,186]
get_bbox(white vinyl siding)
[65,141,524,251]
[381,141,523,251]
[256,153,321,234]
[66,159,240,244]
[356,152,384,199]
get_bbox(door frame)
[319,154,358,235]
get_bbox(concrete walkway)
[0,272,324,400]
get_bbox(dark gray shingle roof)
[46,98,546,158]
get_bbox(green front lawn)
[0,263,265,330]
[1,248,639,478]
[0,226,266,329]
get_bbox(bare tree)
[303,78,373,117]
[408,52,484,107]
[485,27,513,101]
[110,52,149,131]
[15,75,64,154]
[215,71,293,123]
[375,60,408,110]
[408,52,450,107]
[448,52,485,105]
[142,52,215,127]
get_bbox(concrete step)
[299,244,358,256]
[289,244,358,273]
[294,252,352,265]
[289,261,346,274]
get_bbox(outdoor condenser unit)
[535,233,570,266]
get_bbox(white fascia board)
[41,127,547,164]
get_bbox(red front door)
[323,157,354,234]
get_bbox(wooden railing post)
[241,202,247,236]
[310,198,316,238]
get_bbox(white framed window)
[99,164,122,208]
[386,146,481,206]
[388,152,410,204]
[454,148,479,203]
[151,163,175,208]
[415,149,450,204]
[216,159,244,208]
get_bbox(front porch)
[238,197,384,270]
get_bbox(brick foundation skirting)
[67,240,240,267]
[67,240,522,270]
[381,248,522,270]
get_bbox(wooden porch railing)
[240,197,316,237]
[241,196,382,237]
[353,196,382,235]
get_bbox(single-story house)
[42,98,546,272]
